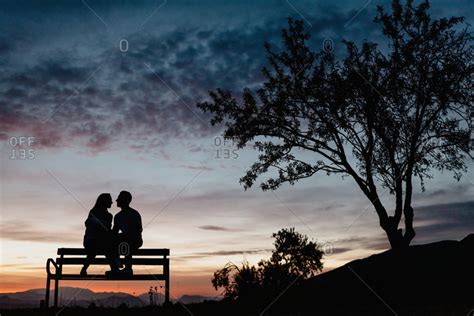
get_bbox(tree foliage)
[198,0,473,248]
[211,228,323,300]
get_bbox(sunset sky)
[1,0,473,299]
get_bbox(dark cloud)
[325,201,474,253]
[1,0,472,154]
[0,38,11,54]
[413,200,474,243]
[2,24,265,152]
[330,247,352,255]
[0,221,80,243]
[173,249,272,261]
[179,165,214,171]
[413,183,472,203]
[198,225,235,231]
[331,235,389,253]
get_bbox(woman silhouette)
[80,193,119,276]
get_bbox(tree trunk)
[402,165,416,247]
[380,209,415,249]
[403,205,416,246]
[383,219,404,249]
[376,202,415,249]
[355,171,416,249]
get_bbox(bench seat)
[48,274,167,280]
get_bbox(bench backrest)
[56,248,169,266]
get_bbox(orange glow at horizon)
[0,252,363,297]
[0,271,221,298]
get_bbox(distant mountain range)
[0,287,220,309]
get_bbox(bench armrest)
[46,258,58,276]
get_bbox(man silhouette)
[113,190,143,274]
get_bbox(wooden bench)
[45,248,170,308]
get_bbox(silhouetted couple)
[80,191,143,276]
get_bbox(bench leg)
[165,277,170,304]
[45,275,50,308]
[54,276,59,308]
[164,259,170,304]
